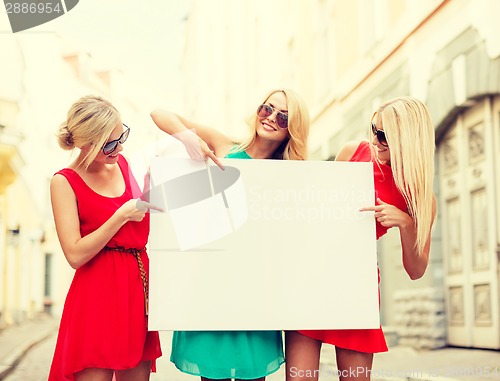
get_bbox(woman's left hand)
[360,198,413,229]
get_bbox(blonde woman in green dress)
[151,88,310,381]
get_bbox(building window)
[315,0,331,101]
[44,253,52,313]
[358,0,387,55]
[44,253,52,298]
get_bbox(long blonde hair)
[57,95,121,169]
[238,89,309,160]
[372,96,435,255]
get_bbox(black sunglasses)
[256,104,288,129]
[102,124,130,155]
[371,123,388,147]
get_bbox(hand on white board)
[179,130,225,170]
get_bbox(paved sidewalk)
[0,314,58,380]
[318,343,500,381]
[0,315,499,381]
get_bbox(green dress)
[170,149,284,380]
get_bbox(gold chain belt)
[103,245,149,315]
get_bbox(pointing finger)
[359,205,382,212]
[136,199,164,213]
[207,151,225,170]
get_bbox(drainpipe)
[1,194,9,326]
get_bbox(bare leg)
[74,368,114,381]
[285,331,322,381]
[115,360,151,381]
[335,347,373,381]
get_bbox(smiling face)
[93,121,126,165]
[255,91,290,143]
[371,117,391,164]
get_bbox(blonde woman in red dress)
[286,96,437,381]
[48,95,162,381]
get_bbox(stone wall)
[393,287,446,349]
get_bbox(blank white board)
[148,158,379,331]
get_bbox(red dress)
[48,155,161,380]
[298,141,408,353]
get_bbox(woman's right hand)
[179,129,225,170]
[150,109,229,169]
[117,199,164,222]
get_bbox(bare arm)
[150,109,234,168]
[361,196,437,280]
[50,175,159,269]
[399,195,437,280]
[334,141,361,162]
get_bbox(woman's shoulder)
[335,140,368,161]
[53,166,77,183]
[51,169,77,196]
